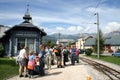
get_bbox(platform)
[8,55,120,80]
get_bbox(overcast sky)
[0,0,120,35]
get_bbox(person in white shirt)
[45,46,52,70]
[18,46,28,77]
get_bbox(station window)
[17,38,25,50]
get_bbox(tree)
[50,41,56,48]
[93,29,104,55]
[46,40,56,48]
[46,40,51,46]
[0,43,4,57]
[68,42,72,47]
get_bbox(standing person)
[27,50,35,78]
[62,47,68,66]
[54,45,63,68]
[75,48,79,63]
[45,45,52,70]
[34,53,40,74]
[18,46,28,77]
[34,53,39,66]
[70,46,76,65]
[39,44,45,76]
[51,47,55,65]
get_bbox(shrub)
[0,44,4,57]
[79,49,85,54]
[85,48,93,56]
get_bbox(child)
[27,50,35,78]
[34,53,39,65]
[34,53,40,74]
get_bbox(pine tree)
[93,29,104,55]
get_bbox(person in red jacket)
[75,48,79,63]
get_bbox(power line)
[85,0,103,25]
[93,0,103,14]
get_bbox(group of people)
[17,44,80,78]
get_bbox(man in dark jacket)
[55,45,63,68]
[70,46,76,65]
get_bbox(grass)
[0,58,19,80]
[87,55,120,65]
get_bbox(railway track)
[80,57,120,80]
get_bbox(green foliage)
[50,41,56,48]
[85,48,93,56]
[0,44,4,57]
[46,40,51,46]
[68,42,72,47]
[93,29,104,54]
[88,55,120,65]
[0,58,19,80]
[46,40,56,48]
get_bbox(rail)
[80,57,120,80]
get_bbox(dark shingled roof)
[84,37,96,46]
[104,37,111,45]
[105,35,120,46]
[85,35,120,46]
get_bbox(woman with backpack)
[27,50,35,78]
[62,47,68,66]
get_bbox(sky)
[0,0,120,35]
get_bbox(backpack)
[54,49,58,53]
[16,56,22,64]
[63,49,67,54]
[54,49,60,56]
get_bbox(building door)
[27,39,34,52]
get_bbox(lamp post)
[94,12,100,59]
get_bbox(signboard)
[15,31,38,37]
[15,33,37,37]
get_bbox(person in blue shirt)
[39,44,45,76]
[27,50,35,78]
[70,46,76,65]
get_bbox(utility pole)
[94,12,100,59]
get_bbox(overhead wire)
[83,0,103,34]
[92,0,103,15]
[83,0,103,25]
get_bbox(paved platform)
[8,55,120,80]
[8,62,89,80]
